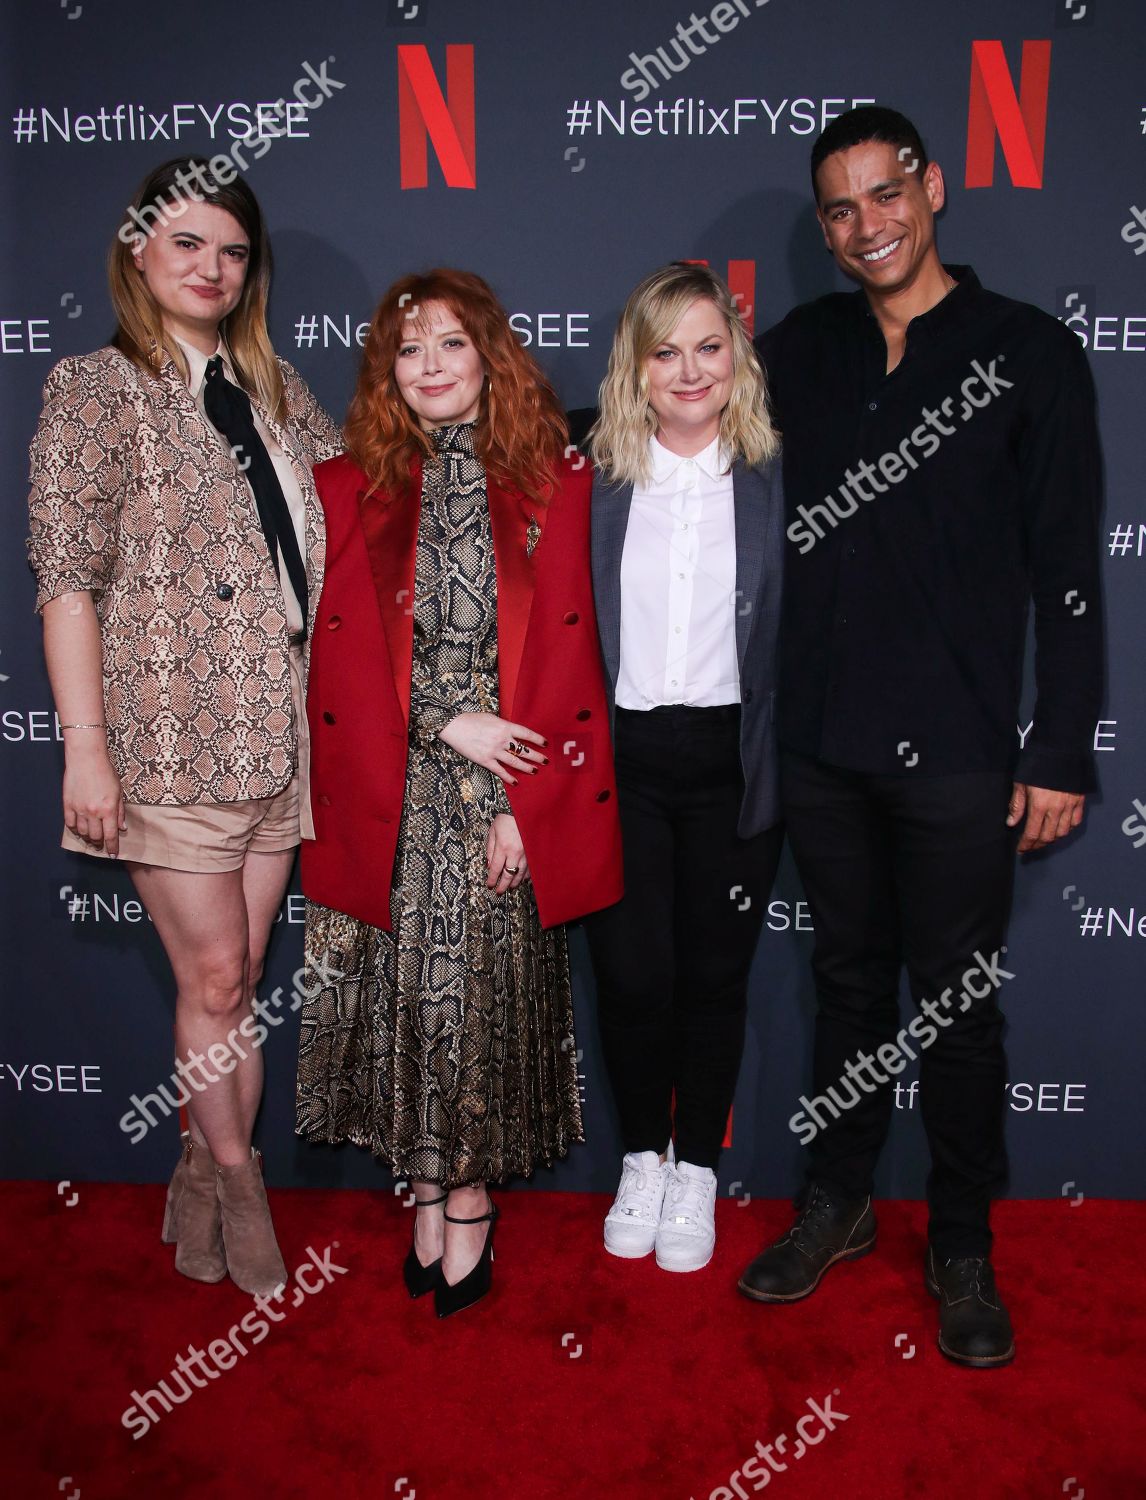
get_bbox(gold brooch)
[525,514,541,557]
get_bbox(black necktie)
[203,355,308,633]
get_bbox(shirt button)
[847,547,856,557]
[215,583,233,601]
[868,401,878,412]
[576,708,591,721]
[563,611,579,625]
[327,614,342,630]
[322,711,336,725]
[674,626,682,634]
[595,789,611,803]
[678,572,686,580]
[839,614,848,626]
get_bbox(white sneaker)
[604,1151,669,1259]
[655,1160,717,1272]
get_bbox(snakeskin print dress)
[296,422,582,1187]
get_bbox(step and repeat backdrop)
[2,0,1143,1205]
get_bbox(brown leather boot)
[160,1132,191,1244]
[174,1138,227,1283]
[216,1150,288,1297]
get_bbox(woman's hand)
[486,813,529,894]
[63,747,126,856]
[438,712,548,784]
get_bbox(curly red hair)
[345,268,568,503]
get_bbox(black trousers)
[584,706,784,1170]
[781,751,1016,1258]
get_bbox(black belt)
[616,702,740,721]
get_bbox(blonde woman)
[26,157,342,1295]
[586,261,783,1272]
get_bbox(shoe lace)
[662,1170,709,1228]
[943,1255,991,1296]
[790,1185,839,1251]
[618,1159,662,1211]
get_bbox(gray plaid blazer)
[590,455,784,836]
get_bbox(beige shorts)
[60,644,313,873]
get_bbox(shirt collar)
[648,432,731,485]
[856,264,982,341]
[171,333,227,398]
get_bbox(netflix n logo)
[965,39,1052,190]
[397,44,476,190]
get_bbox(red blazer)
[301,450,624,931]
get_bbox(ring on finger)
[507,739,527,756]
[505,864,520,874]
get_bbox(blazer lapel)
[255,397,326,632]
[487,475,543,717]
[358,465,422,723]
[590,476,633,691]
[732,461,767,668]
[258,400,317,504]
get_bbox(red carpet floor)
[3,1183,1144,1499]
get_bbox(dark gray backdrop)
[2,0,1143,1205]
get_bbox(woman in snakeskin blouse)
[297,269,623,1317]
[26,157,342,1297]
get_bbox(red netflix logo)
[684,259,757,335]
[965,39,1052,190]
[397,44,476,190]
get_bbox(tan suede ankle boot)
[174,1139,227,1283]
[216,1149,287,1296]
[160,1132,191,1244]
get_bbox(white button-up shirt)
[175,336,308,635]
[616,434,740,709]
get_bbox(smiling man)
[737,107,1104,1367]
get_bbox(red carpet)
[3,1183,1144,1499]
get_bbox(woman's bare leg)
[127,863,254,1165]
[237,848,297,1137]
[443,1181,492,1284]
[412,1179,447,1267]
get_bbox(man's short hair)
[811,106,929,200]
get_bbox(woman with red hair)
[295,270,623,1316]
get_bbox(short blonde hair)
[589,262,779,487]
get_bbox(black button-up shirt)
[758,266,1103,792]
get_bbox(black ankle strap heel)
[402,1191,449,1299]
[436,1200,499,1319]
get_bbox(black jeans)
[584,706,784,1170]
[781,751,1016,1258]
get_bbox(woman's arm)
[42,591,125,853]
[27,354,128,851]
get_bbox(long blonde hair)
[107,157,287,422]
[589,262,778,487]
